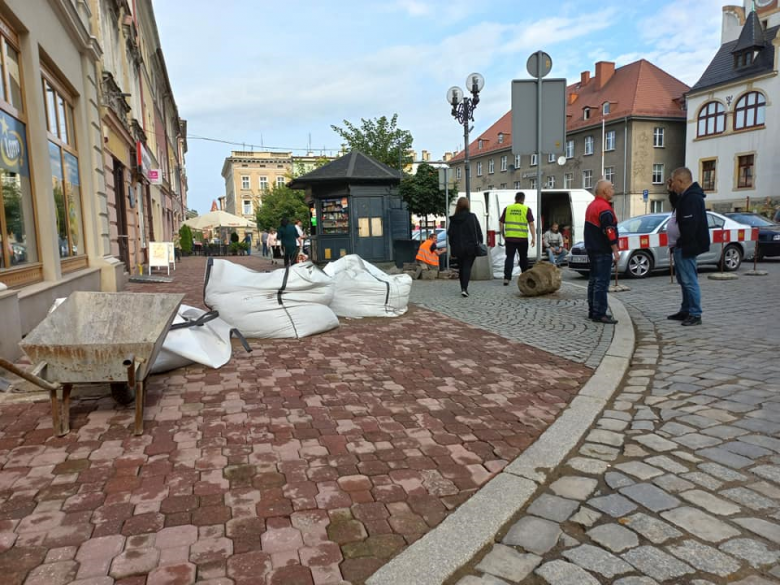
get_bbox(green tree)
[331,114,413,170]
[399,163,447,231]
[178,224,193,254]
[255,184,310,231]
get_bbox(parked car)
[412,228,447,250]
[567,211,754,278]
[723,212,780,260]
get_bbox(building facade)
[448,60,689,221]
[685,0,779,213]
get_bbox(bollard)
[745,238,768,276]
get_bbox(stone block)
[517,263,561,296]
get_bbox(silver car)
[568,211,754,278]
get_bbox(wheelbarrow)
[0,291,184,436]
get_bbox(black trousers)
[504,239,529,280]
[458,252,476,292]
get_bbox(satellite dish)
[557,156,566,166]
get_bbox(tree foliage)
[255,184,310,231]
[399,163,447,224]
[331,114,413,170]
[178,224,193,254]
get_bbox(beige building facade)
[222,150,293,220]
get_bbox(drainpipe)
[622,116,629,221]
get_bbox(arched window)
[697,101,725,137]
[734,91,766,130]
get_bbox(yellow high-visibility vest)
[503,204,529,239]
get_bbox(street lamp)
[448,72,485,201]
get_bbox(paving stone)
[678,414,720,429]
[23,561,78,585]
[474,544,541,583]
[719,538,780,568]
[661,507,741,542]
[679,489,741,516]
[633,434,678,453]
[605,472,634,490]
[644,456,689,474]
[587,494,637,518]
[698,462,747,482]
[696,447,754,469]
[619,483,681,512]
[622,512,683,543]
[681,471,723,491]
[567,457,609,475]
[720,441,773,460]
[579,443,620,461]
[666,539,741,577]
[621,546,695,581]
[720,487,777,511]
[614,461,664,481]
[586,524,638,553]
[701,425,750,439]
[733,517,780,544]
[652,474,696,494]
[549,477,598,501]
[502,516,561,555]
[673,433,723,449]
[110,547,161,579]
[534,559,600,585]
[586,430,624,447]
[659,422,696,436]
[613,578,659,585]
[739,435,780,453]
[456,576,510,585]
[751,465,780,484]
[603,410,632,422]
[749,481,780,500]
[631,421,655,431]
[562,544,633,578]
[569,507,601,528]
[527,494,580,523]
[597,418,629,432]
[729,576,780,585]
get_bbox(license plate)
[569,256,587,264]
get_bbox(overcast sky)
[152,0,736,214]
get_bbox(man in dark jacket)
[277,218,300,267]
[584,180,620,324]
[668,167,709,326]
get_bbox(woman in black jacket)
[447,196,483,297]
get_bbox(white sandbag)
[204,259,338,339]
[490,244,521,279]
[323,254,411,318]
[151,305,238,374]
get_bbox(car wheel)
[626,251,653,278]
[722,244,742,271]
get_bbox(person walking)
[447,196,483,297]
[267,229,278,265]
[243,232,252,255]
[261,229,269,257]
[667,167,710,326]
[277,218,300,267]
[500,192,535,285]
[543,223,568,266]
[584,180,620,324]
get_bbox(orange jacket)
[416,240,439,266]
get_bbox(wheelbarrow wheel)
[110,382,136,405]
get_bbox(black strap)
[230,328,252,352]
[169,310,220,331]
[203,257,214,309]
[277,265,291,305]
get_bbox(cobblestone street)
[452,260,780,584]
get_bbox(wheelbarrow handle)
[0,357,60,392]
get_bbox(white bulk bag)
[490,244,521,279]
[203,259,338,339]
[151,305,244,374]
[323,254,412,318]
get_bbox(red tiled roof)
[451,59,690,162]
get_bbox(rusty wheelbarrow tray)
[0,291,184,436]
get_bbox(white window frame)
[544,175,555,188]
[500,155,507,171]
[241,175,250,190]
[652,163,664,184]
[583,170,593,189]
[605,167,615,184]
[514,181,521,189]
[242,199,252,215]
[478,139,483,150]
[565,140,574,159]
[603,102,610,115]
[259,176,268,191]
[584,107,590,120]
[276,176,286,187]
[456,166,462,179]
[651,200,664,213]
[514,154,521,169]
[477,161,483,176]
[584,136,594,155]
[605,130,616,151]
[530,178,537,189]
[653,127,665,148]
[531,153,537,166]
[498,133,504,144]
[563,173,573,188]
[488,159,494,174]
[548,153,556,163]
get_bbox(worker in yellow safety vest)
[499,191,536,285]
[416,232,444,271]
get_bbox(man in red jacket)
[584,180,620,324]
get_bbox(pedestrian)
[666,167,710,326]
[584,179,620,324]
[277,218,300,267]
[543,222,568,266]
[295,219,304,245]
[261,229,269,257]
[415,232,444,274]
[267,229,278,265]
[447,196,483,297]
[243,232,252,255]
[500,192,536,285]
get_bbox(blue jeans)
[673,247,702,317]
[587,252,613,318]
[547,247,568,265]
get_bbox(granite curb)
[366,295,635,585]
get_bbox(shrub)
[179,224,193,254]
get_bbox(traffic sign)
[642,189,649,202]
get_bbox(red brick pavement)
[0,255,591,584]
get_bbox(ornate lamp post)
[448,73,484,201]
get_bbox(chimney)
[443,152,452,162]
[580,71,590,87]
[422,150,430,161]
[595,61,615,89]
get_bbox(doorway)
[113,160,131,271]
[354,197,385,261]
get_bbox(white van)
[451,189,594,260]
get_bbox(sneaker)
[592,315,618,324]
[503,279,509,286]
[461,290,469,297]
[681,315,702,326]
[667,312,689,321]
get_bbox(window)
[653,127,665,147]
[514,181,522,189]
[488,159,494,174]
[734,50,753,69]
[602,102,610,115]
[737,154,754,188]
[500,156,507,171]
[259,176,268,190]
[697,101,725,137]
[563,173,573,188]
[565,140,574,159]
[584,136,594,155]
[276,176,286,187]
[478,139,483,150]
[530,154,537,166]
[530,178,537,190]
[476,161,482,176]
[456,166,462,179]
[652,164,664,184]
[544,176,555,188]
[0,25,38,277]
[605,130,615,151]
[548,153,556,163]
[605,167,615,184]
[498,133,504,144]
[583,107,590,120]
[583,170,593,189]
[702,160,716,191]
[651,200,664,213]
[514,154,521,169]
[242,200,252,215]
[240,175,250,189]
[44,70,84,262]
[734,91,766,130]
[499,183,506,188]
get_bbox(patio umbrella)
[182,210,255,231]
